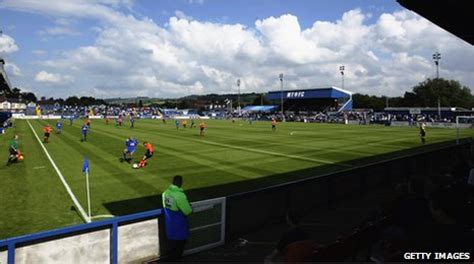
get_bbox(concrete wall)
[14,229,110,264]
[118,219,160,263]
[0,249,7,264]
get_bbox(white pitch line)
[201,139,353,168]
[26,120,91,223]
[90,214,115,219]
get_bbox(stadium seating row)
[284,172,474,262]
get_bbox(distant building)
[0,99,27,113]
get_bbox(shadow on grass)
[103,139,467,216]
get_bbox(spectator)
[388,178,432,234]
[468,167,474,186]
[162,175,193,261]
[265,210,313,263]
[370,226,407,263]
[421,191,474,253]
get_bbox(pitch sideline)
[26,120,91,223]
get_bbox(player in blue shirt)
[81,123,89,142]
[175,119,180,130]
[121,137,138,163]
[56,121,63,134]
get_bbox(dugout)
[241,105,278,113]
[266,87,352,113]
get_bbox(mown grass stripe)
[26,120,90,223]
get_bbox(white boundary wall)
[13,115,61,120]
[0,249,7,264]
[1,197,225,264]
[15,229,110,264]
[390,121,471,128]
[11,115,210,120]
[118,219,160,263]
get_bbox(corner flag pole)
[83,157,92,219]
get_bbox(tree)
[65,96,81,106]
[352,94,386,111]
[402,92,418,107]
[251,93,270,105]
[6,87,21,99]
[412,78,474,108]
[79,96,96,106]
[21,92,37,102]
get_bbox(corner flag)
[82,157,91,219]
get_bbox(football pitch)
[0,118,472,239]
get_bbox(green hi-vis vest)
[162,184,192,216]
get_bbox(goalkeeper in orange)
[138,141,154,168]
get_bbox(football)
[132,163,139,169]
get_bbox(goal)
[456,116,474,144]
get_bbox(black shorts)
[145,151,153,159]
[272,125,276,128]
[420,131,426,137]
[200,127,204,131]
[9,148,17,155]
[44,133,50,137]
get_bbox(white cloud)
[0,33,18,55]
[39,26,80,37]
[188,0,204,5]
[32,49,46,56]
[34,70,74,84]
[38,18,81,37]
[174,10,193,20]
[1,1,474,98]
[5,62,22,77]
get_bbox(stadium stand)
[397,0,474,46]
[0,58,12,94]
[267,87,353,114]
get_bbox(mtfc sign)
[286,91,305,98]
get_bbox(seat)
[312,232,358,262]
[284,239,315,263]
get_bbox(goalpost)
[456,116,474,145]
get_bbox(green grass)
[0,118,472,239]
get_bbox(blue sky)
[1,0,473,99]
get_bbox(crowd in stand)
[226,110,472,125]
[263,159,474,263]
[370,168,474,262]
[29,103,473,126]
[37,105,162,118]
